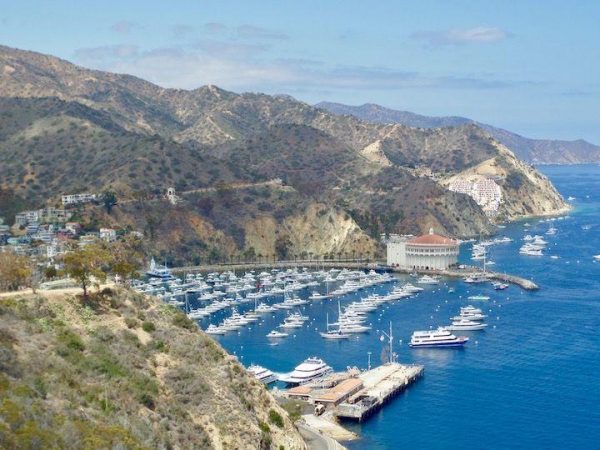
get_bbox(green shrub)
[142,321,156,333]
[268,409,284,428]
[258,421,270,433]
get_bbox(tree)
[101,190,117,214]
[62,243,111,298]
[110,237,143,282]
[0,252,32,292]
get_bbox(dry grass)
[0,288,304,449]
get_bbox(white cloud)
[110,21,140,35]
[412,27,509,47]
[73,44,523,93]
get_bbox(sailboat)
[320,308,350,340]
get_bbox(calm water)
[201,165,600,449]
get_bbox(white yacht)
[452,311,487,321]
[417,275,440,285]
[461,306,483,315]
[309,291,332,300]
[247,364,278,384]
[409,328,469,348]
[320,329,351,339]
[467,294,490,301]
[146,258,174,280]
[279,357,333,385]
[444,319,488,331]
[255,302,277,313]
[205,324,226,335]
[267,330,289,338]
[593,255,600,261]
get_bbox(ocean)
[198,164,600,449]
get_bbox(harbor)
[130,211,585,447]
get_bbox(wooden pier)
[334,363,424,422]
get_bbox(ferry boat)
[279,357,333,385]
[146,258,174,280]
[409,328,469,348]
[247,364,278,384]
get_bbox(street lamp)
[379,321,396,364]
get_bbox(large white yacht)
[247,364,278,384]
[409,328,469,348]
[146,258,174,280]
[279,357,333,385]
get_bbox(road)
[297,422,345,450]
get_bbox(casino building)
[385,228,460,270]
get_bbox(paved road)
[297,423,343,450]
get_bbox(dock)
[334,363,424,422]
[277,363,424,424]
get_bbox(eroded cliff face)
[244,203,379,258]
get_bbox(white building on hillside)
[62,193,97,206]
[449,177,502,217]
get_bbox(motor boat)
[417,275,440,285]
[444,319,488,331]
[247,364,278,384]
[309,291,332,300]
[468,295,490,301]
[205,324,226,335]
[267,330,289,338]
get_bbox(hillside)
[316,101,600,164]
[0,44,570,262]
[0,289,304,449]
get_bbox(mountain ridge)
[0,44,569,264]
[316,101,600,164]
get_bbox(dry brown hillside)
[0,288,304,449]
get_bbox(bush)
[124,317,138,329]
[142,321,156,333]
[268,409,284,428]
[172,312,196,331]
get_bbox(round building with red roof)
[386,228,460,270]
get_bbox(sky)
[1,0,599,143]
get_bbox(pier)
[277,363,424,424]
[334,363,424,422]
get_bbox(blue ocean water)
[201,165,600,449]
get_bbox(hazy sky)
[1,0,598,143]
